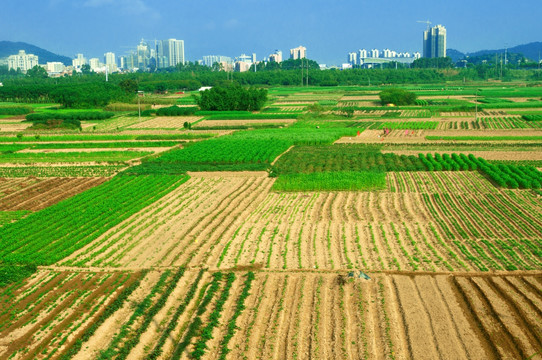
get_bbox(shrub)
[194,83,268,111]
[379,88,417,106]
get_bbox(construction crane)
[417,20,432,30]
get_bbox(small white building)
[46,62,65,74]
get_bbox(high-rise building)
[161,39,185,67]
[358,49,368,59]
[423,24,446,58]
[89,58,101,71]
[290,46,306,60]
[348,52,357,65]
[202,55,232,67]
[202,55,233,67]
[269,50,282,63]
[104,52,117,73]
[8,50,39,72]
[136,40,150,69]
[72,53,87,69]
[237,54,252,64]
[371,49,380,58]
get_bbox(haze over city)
[2,0,542,65]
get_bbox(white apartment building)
[269,50,282,63]
[72,53,87,68]
[8,50,39,72]
[104,52,117,73]
[89,58,101,71]
[46,62,65,73]
[162,39,185,67]
[348,52,358,65]
[371,49,380,58]
[290,46,306,60]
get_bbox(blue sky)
[2,0,541,65]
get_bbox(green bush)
[155,106,198,116]
[194,83,268,111]
[379,88,417,106]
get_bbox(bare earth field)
[0,177,107,211]
[58,172,542,273]
[2,269,540,360]
[195,119,296,127]
[127,116,203,129]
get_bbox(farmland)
[0,83,541,359]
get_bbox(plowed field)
[61,172,542,273]
[0,177,108,211]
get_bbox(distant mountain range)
[448,42,542,63]
[0,41,72,66]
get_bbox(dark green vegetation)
[135,128,356,173]
[0,264,37,287]
[379,88,417,106]
[272,144,542,190]
[272,145,426,175]
[153,138,291,171]
[0,106,32,115]
[194,84,268,111]
[0,175,188,265]
[273,171,387,191]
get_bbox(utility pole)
[301,58,305,87]
[475,89,478,123]
[137,91,143,121]
[306,59,309,86]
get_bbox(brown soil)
[127,116,203,129]
[195,119,296,126]
[0,177,107,211]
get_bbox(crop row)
[0,150,152,164]
[155,138,291,171]
[0,175,188,265]
[376,121,438,130]
[0,165,124,177]
[272,171,387,191]
[0,133,213,143]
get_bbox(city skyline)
[2,0,541,65]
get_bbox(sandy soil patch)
[127,116,202,129]
[196,119,295,127]
[187,171,269,177]
[0,123,32,131]
[340,95,379,101]
[18,147,173,154]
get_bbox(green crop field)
[1,82,541,360]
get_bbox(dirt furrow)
[391,275,441,359]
